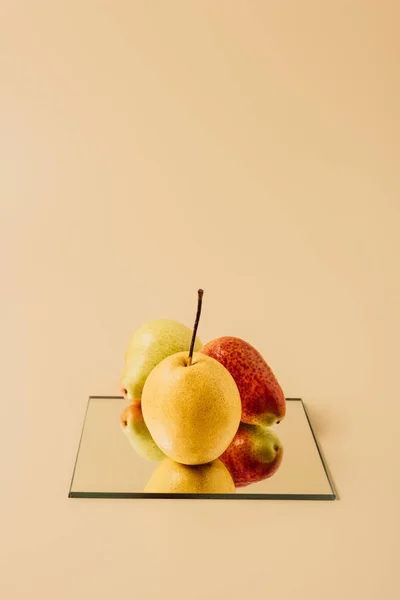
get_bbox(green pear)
[120,319,202,402]
[120,403,165,462]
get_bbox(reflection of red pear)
[219,423,283,488]
[120,404,164,462]
[201,337,286,426]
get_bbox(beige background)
[1,1,399,599]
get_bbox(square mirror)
[69,397,335,500]
[69,396,336,500]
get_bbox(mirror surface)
[69,397,335,499]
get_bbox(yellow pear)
[144,457,236,494]
[141,351,241,465]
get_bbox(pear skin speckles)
[201,336,286,426]
[141,352,241,465]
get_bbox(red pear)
[200,336,285,426]
[219,423,283,488]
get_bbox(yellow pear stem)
[188,289,204,366]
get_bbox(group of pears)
[120,290,286,494]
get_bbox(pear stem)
[188,289,204,366]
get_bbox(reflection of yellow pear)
[144,457,236,494]
[142,351,241,465]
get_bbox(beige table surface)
[1,2,399,599]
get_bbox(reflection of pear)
[144,457,236,494]
[120,404,164,462]
[120,319,202,402]
[220,424,283,487]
